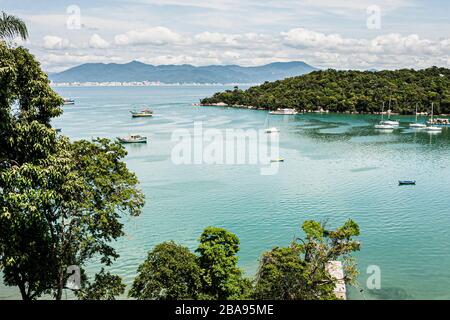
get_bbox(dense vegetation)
[201,68,450,115]
[130,220,360,300]
[129,227,252,300]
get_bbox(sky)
[2,0,449,72]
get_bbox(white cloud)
[89,34,110,49]
[281,28,449,58]
[194,32,272,49]
[114,27,187,46]
[43,36,72,50]
[195,32,239,46]
[368,34,437,55]
[281,28,369,52]
[40,53,123,72]
[138,50,242,66]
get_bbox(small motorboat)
[269,108,298,115]
[63,98,75,105]
[270,157,285,162]
[399,180,416,185]
[130,109,153,118]
[56,128,62,133]
[117,134,148,144]
[427,118,450,126]
[265,127,280,133]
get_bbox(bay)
[1,85,450,300]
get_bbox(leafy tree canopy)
[254,219,360,300]
[129,241,202,300]
[76,269,126,300]
[197,227,252,300]
[0,42,144,300]
[130,228,252,300]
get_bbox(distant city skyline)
[2,0,449,72]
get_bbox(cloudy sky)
[2,0,449,72]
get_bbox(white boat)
[425,103,443,132]
[63,98,75,105]
[265,127,280,133]
[381,98,399,126]
[269,108,298,115]
[410,123,426,128]
[270,157,285,162]
[381,120,399,126]
[375,124,395,130]
[425,126,442,132]
[410,103,426,128]
[427,118,450,126]
[375,102,395,130]
[130,108,153,118]
[117,134,148,144]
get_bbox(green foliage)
[129,241,202,300]
[76,269,126,300]
[0,44,63,166]
[131,228,252,300]
[197,227,252,300]
[0,12,28,41]
[201,68,450,114]
[254,219,360,300]
[253,245,312,300]
[0,42,145,300]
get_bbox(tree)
[129,241,202,300]
[0,43,144,300]
[75,269,126,300]
[0,12,28,41]
[196,227,252,300]
[254,219,360,300]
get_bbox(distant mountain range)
[48,61,318,84]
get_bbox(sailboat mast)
[431,102,434,123]
[415,103,418,123]
[388,96,392,119]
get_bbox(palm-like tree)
[0,11,28,40]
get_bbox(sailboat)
[375,102,395,130]
[264,114,279,133]
[410,103,426,128]
[381,97,400,126]
[425,103,442,132]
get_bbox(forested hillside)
[201,67,450,114]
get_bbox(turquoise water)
[1,85,450,300]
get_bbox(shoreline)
[194,103,450,117]
[50,82,258,88]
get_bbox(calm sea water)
[1,85,450,300]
